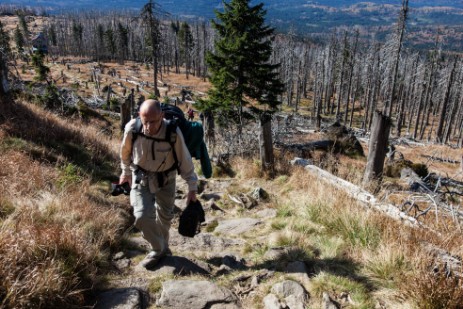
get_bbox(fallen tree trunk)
[275,140,334,152]
[305,164,422,227]
[421,154,460,164]
[400,168,431,192]
[304,164,462,277]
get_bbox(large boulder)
[214,218,262,235]
[157,280,240,309]
[94,288,143,309]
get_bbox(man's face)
[140,110,163,135]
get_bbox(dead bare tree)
[384,0,409,117]
[343,30,359,126]
[435,57,458,143]
[335,31,349,119]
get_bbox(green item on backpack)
[181,121,212,179]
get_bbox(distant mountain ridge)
[3,0,463,45]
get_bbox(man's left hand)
[186,191,197,205]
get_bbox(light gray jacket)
[120,118,198,192]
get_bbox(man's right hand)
[119,174,132,188]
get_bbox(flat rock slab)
[95,288,142,309]
[271,280,307,300]
[157,280,240,309]
[255,208,277,219]
[271,280,308,309]
[214,218,262,235]
[169,231,244,252]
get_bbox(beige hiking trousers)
[130,170,176,256]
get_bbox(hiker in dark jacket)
[119,99,198,269]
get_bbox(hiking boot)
[139,251,165,269]
[139,248,172,269]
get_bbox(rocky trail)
[94,175,335,309]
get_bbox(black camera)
[111,182,131,196]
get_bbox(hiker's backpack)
[131,104,212,178]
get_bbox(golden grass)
[0,98,128,308]
[403,258,463,309]
[249,154,463,308]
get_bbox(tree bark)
[120,98,131,132]
[385,0,408,117]
[260,113,274,173]
[0,58,8,97]
[363,110,391,188]
[435,58,457,143]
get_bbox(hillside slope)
[0,96,130,307]
[1,93,463,308]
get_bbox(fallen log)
[400,168,431,192]
[275,140,334,152]
[421,154,460,164]
[304,164,422,227]
[304,164,463,277]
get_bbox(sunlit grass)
[310,272,374,309]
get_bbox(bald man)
[120,99,198,269]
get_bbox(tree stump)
[362,110,391,189]
[120,99,131,132]
[259,113,274,173]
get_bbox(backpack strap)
[165,120,180,172]
[131,117,143,144]
[130,117,180,173]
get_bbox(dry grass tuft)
[403,259,463,309]
[231,157,263,179]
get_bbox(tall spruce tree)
[204,0,283,172]
[13,25,25,52]
[141,0,163,97]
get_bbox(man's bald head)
[140,99,162,117]
[139,99,164,135]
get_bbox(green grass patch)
[276,203,294,218]
[250,243,270,261]
[274,234,298,247]
[310,272,374,309]
[205,219,219,232]
[148,274,175,294]
[304,202,381,249]
[0,137,30,152]
[57,163,84,188]
[328,215,381,249]
[271,219,287,231]
[275,175,288,185]
[50,141,92,166]
[0,198,15,219]
[291,220,320,236]
[363,246,409,288]
[311,235,346,259]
